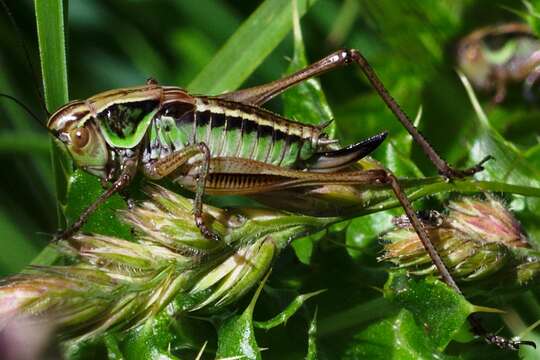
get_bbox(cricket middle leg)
[143,142,218,241]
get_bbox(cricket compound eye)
[71,127,90,148]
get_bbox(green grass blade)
[34,0,70,264]
[34,0,71,208]
[283,1,335,133]
[188,0,317,94]
[0,210,40,274]
[34,0,68,112]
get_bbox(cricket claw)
[440,155,494,180]
[195,216,221,242]
[484,333,536,351]
[206,231,221,242]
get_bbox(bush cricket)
[457,22,540,103]
[43,47,535,348]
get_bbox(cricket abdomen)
[144,96,322,168]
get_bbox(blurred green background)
[1,0,538,275]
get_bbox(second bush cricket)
[32,47,527,349]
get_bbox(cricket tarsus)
[440,155,494,179]
[468,314,536,350]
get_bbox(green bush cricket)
[44,47,533,349]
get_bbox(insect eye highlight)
[71,127,90,148]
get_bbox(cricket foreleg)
[384,171,532,350]
[219,49,491,179]
[55,158,137,241]
[143,143,219,241]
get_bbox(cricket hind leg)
[220,50,527,348]
[143,142,219,241]
[383,170,532,350]
[218,49,492,180]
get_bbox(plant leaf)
[34,0,72,192]
[0,132,50,155]
[34,0,69,112]
[64,170,132,239]
[305,309,318,360]
[459,72,540,247]
[121,312,180,360]
[216,272,270,360]
[346,210,397,259]
[282,1,335,134]
[343,310,455,360]
[34,0,71,265]
[0,209,39,273]
[380,107,424,178]
[254,289,325,330]
[384,272,474,350]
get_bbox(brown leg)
[143,143,219,241]
[220,49,528,348]
[523,67,540,102]
[143,145,205,179]
[384,171,459,292]
[55,158,138,240]
[192,143,219,241]
[219,49,491,179]
[492,83,507,104]
[491,68,507,104]
[384,170,531,350]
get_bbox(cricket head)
[47,85,167,180]
[48,100,111,179]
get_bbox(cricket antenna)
[0,93,47,130]
[0,0,51,118]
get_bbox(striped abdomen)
[144,97,324,168]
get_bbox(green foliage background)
[1,0,540,358]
